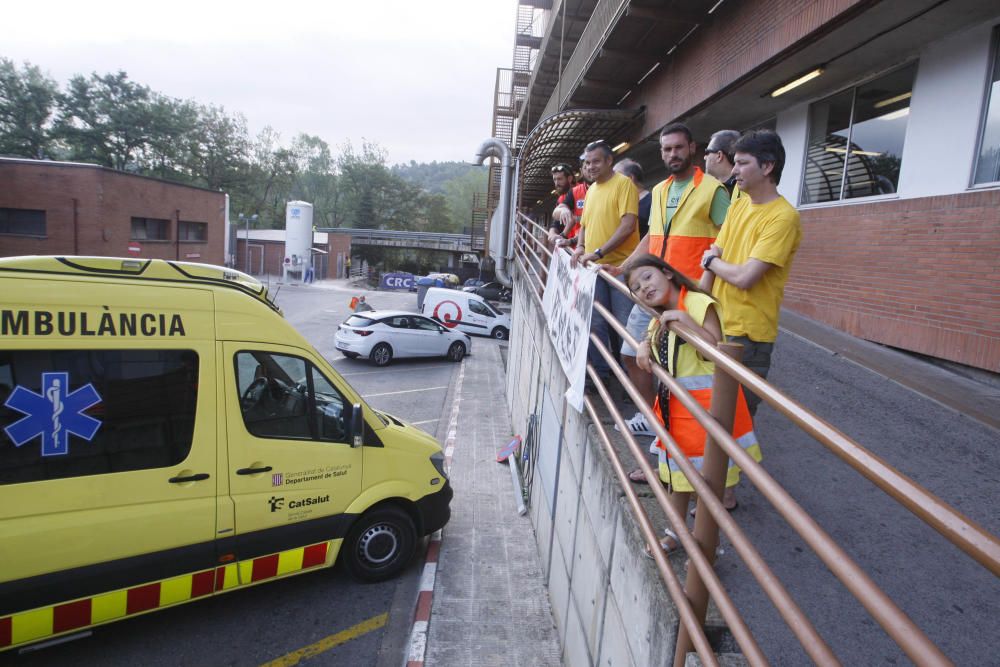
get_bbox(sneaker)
[614,412,655,437]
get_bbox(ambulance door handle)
[236,465,273,475]
[169,473,210,483]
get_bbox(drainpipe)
[72,198,79,255]
[473,138,514,288]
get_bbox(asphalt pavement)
[691,313,1000,664]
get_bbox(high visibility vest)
[649,288,761,492]
[647,168,725,281]
[559,182,588,239]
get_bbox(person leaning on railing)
[698,129,802,417]
[546,163,587,250]
[571,139,640,390]
[625,254,760,555]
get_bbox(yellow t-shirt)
[711,195,801,342]
[580,172,640,266]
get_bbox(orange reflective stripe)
[666,235,714,281]
[654,387,755,460]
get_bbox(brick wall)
[326,232,352,278]
[0,161,225,264]
[784,189,1000,371]
[636,0,867,138]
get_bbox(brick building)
[501,0,1000,372]
[0,158,226,265]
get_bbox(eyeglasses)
[550,164,574,175]
[705,145,722,153]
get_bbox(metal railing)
[510,210,1000,667]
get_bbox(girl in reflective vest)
[625,254,761,554]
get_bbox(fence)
[509,210,1000,666]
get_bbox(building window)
[801,63,917,204]
[0,349,199,485]
[179,221,208,242]
[131,217,170,240]
[0,208,46,236]
[973,28,1000,185]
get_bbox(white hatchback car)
[335,310,472,366]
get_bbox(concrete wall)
[504,270,684,666]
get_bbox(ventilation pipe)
[474,138,514,287]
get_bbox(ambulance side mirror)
[350,403,364,448]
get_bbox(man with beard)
[609,123,730,469]
[547,163,588,248]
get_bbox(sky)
[3,1,516,165]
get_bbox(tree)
[54,71,159,170]
[290,133,338,227]
[187,104,253,191]
[443,168,488,233]
[0,58,58,158]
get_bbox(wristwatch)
[703,254,716,270]
[594,248,604,259]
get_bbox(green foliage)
[0,61,488,238]
[0,58,58,158]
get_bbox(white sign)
[542,249,596,411]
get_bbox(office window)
[0,349,199,485]
[802,64,917,204]
[973,28,1000,185]
[179,221,208,242]
[131,217,170,240]
[0,208,46,236]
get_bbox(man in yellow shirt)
[699,130,802,416]
[571,139,639,383]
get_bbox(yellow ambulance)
[0,256,452,652]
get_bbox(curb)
[404,361,465,666]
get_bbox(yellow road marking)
[260,612,389,667]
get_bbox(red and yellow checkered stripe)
[0,541,330,651]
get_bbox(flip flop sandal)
[644,528,682,559]
[627,468,649,484]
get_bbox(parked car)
[335,310,471,366]
[466,281,511,302]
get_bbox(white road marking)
[363,386,448,398]
[339,365,450,378]
[409,418,440,425]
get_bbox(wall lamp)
[770,67,824,97]
[612,142,630,153]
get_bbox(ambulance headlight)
[430,451,448,483]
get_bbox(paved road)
[714,327,1000,665]
[2,282,460,667]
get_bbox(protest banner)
[542,249,596,411]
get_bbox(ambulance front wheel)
[342,506,416,582]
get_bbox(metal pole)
[245,215,251,274]
[673,341,744,667]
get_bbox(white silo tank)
[284,201,314,282]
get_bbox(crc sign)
[380,272,414,291]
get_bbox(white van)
[421,287,511,340]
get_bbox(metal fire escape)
[488,2,545,224]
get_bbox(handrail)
[507,209,1000,665]
[598,264,1000,578]
[518,207,1000,579]
[512,243,834,664]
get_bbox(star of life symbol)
[4,372,102,456]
